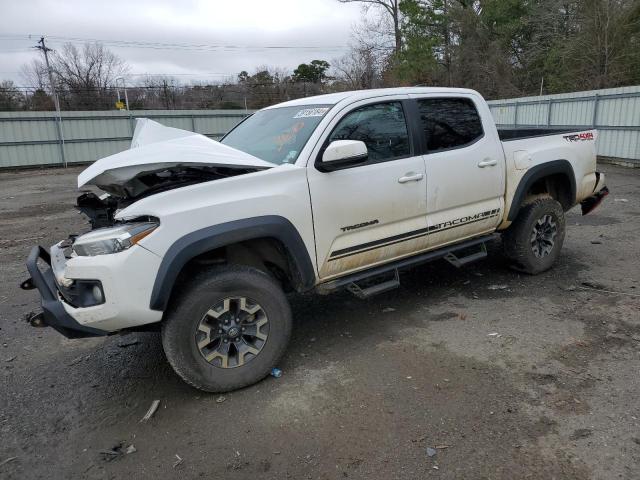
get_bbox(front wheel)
[161,265,292,392]
[502,197,566,274]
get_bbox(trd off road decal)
[563,132,594,142]
[329,210,500,261]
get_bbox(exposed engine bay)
[74,118,274,230]
[76,165,263,229]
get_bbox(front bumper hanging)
[20,246,108,339]
[581,186,609,215]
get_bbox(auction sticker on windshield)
[294,107,330,118]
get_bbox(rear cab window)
[416,97,484,152]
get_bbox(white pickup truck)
[23,87,608,392]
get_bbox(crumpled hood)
[78,118,273,191]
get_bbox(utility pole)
[35,36,66,167]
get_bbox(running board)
[316,234,497,296]
[443,243,487,268]
[347,270,400,299]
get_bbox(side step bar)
[347,270,400,299]
[444,242,487,268]
[317,234,497,297]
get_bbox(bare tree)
[338,0,402,55]
[0,80,25,111]
[21,42,128,109]
[19,59,49,91]
[53,43,128,91]
[332,45,385,89]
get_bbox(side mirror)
[318,140,368,172]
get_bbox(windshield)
[221,105,332,165]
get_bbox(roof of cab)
[264,87,480,110]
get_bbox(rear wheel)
[503,197,566,274]
[161,265,292,392]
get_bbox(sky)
[0,0,364,87]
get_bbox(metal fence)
[2,86,639,169]
[487,85,640,162]
[0,110,251,168]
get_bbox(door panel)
[307,99,428,279]
[410,95,505,248]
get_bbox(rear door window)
[417,98,483,152]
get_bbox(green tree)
[292,60,330,83]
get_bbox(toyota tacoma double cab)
[22,87,608,392]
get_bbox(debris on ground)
[173,454,183,468]
[614,198,628,202]
[118,340,141,348]
[0,456,17,467]
[590,240,602,244]
[569,428,593,440]
[99,449,122,458]
[382,307,396,313]
[435,445,452,449]
[426,447,437,457]
[487,332,501,337]
[140,400,161,422]
[487,284,508,290]
[5,356,16,362]
[216,396,226,404]
[271,368,282,378]
[99,442,135,460]
[68,356,84,366]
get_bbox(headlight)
[72,221,158,256]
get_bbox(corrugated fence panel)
[488,85,640,161]
[0,109,252,168]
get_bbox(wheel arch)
[507,160,576,221]
[149,215,316,311]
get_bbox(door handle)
[398,172,424,183]
[477,158,498,168]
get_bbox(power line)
[0,33,349,52]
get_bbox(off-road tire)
[503,197,566,275]
[161,265,292,392]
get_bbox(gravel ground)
[1,164,639,480]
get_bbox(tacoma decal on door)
[429,209,501,233]
[340,219,380,232]
[329,209,500,261]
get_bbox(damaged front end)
[75,118,274,229]
[21,118,273,337]
[75,163,261,229]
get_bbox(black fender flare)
[149,215,316,311]
[507,160,576,221]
